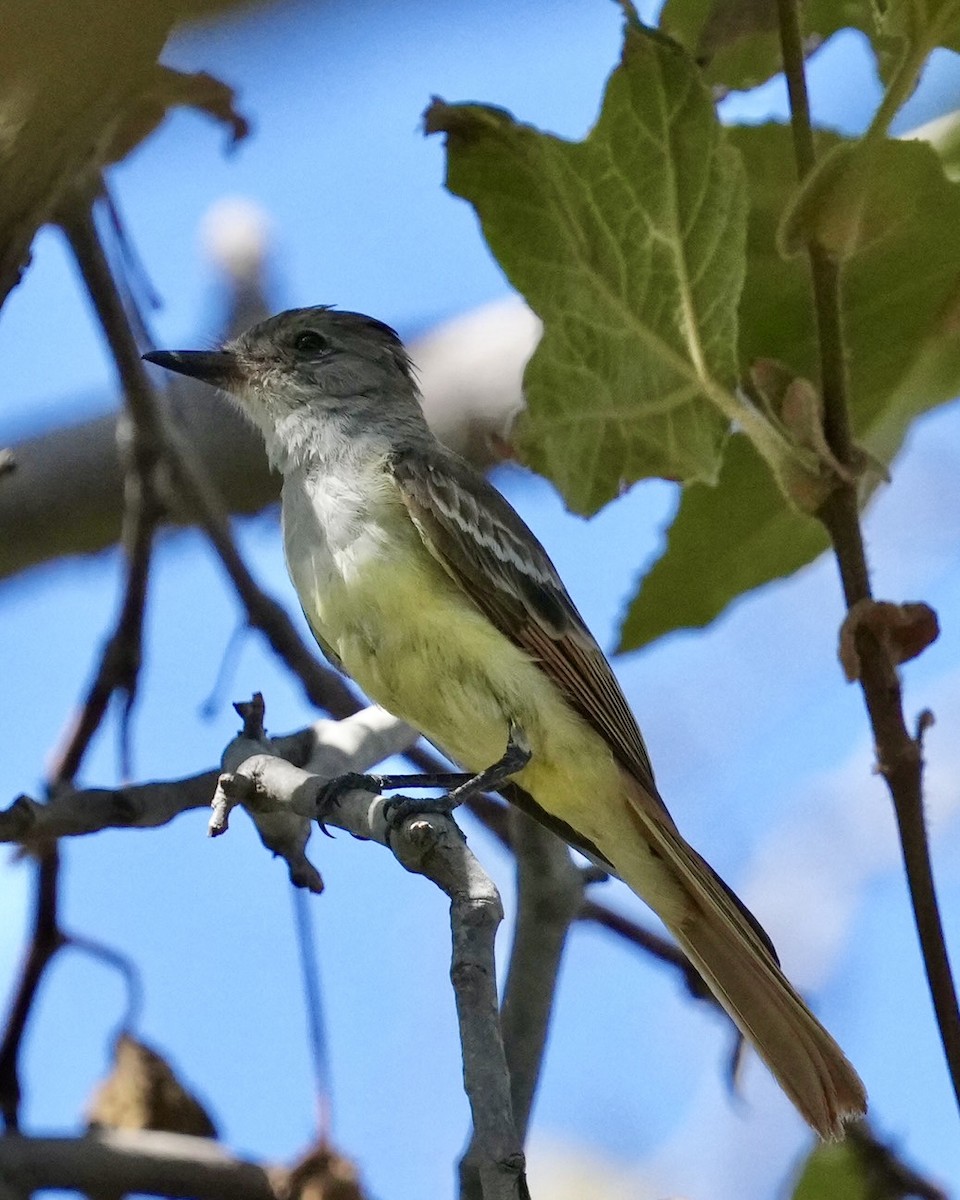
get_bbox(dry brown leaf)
[276,1140,367,1200]
[86,1032,217,1138]
[107,65,250,165]
[839,599,940,683]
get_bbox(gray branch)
[1,706,417,897]
[0,1130,276,1200]
[0,298,536,581]
[5,700,528,1198]
[499,811,582,1141]
[213,710,528,1200]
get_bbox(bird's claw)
[381,792,463,831]
[315,771,384,835]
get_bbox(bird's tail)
[618,773,867,1139]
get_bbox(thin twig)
[64,182,361,726]
[579,899,715,1005]
[0,849,64,1130]
[54,193,165,784]
[290,887,333,1141]
[0,193,170,1133]
[777,0,960,1113]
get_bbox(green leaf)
[870,0,960,104]
[617,434,827,651]
[779,138,932,260]
[426,19,746,514]
[658,0,874,91]
[737,125,960,455]
[790,1140,870,1200]
[908,107,960,179]
[620,124,960,651]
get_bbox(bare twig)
[579,899,715,1005]
[777,0,960,1112]
[290,888,333,1141]
[52,192,166,785]
[0,193,170,1133]
[1,748,726,1025]
[63,183,361,727]
[0,849,63,1130]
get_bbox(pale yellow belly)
[303,543,691,928]
[309,548,626,850]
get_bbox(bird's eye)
[293,330,329,354]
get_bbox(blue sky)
[2,2,960,1197]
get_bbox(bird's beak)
[142,350,240,388]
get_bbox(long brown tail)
[619,774,867,1139]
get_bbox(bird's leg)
[314,769,473,831]
[382,723,531,827]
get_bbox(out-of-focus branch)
[58,190,363,724]
[51,193,167,783]
[579,898,715,1004]
[0,297,536,581]
[847,1122,948,1200]
[0,1130,277,1200]
[498,813,582,1141]
[0,850,63,1130]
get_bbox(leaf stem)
[777,0,960,1118]
[863,3,960,143]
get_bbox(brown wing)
[389,442,667,813]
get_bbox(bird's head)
[144,306,424,466]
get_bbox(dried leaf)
[277,1141,367,1200]
[107,65,250,164]
[838,600,940,683]
[86,1032,217,1138]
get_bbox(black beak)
[142,350,239,387]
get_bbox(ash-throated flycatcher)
[145,306,866,1138]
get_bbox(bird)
[144,305,867,1138]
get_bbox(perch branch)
[215,706,528,1200]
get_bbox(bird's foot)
[315,771,385,834]
[382,791,464,827]
[382,724,532,832]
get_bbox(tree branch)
[777,0,960,1113]
[52,191,166,784]
[0,1130,277,1200]
[0,299,534,581]
[214,705,528,1200]
[498,812,582,1142]
[0,849,63,1131]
